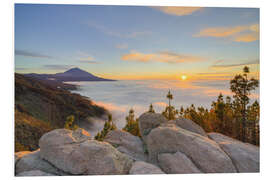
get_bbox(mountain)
[24,67,115,82]
[15,73,108,151]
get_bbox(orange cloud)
[233,33,259,42]
[122,52,155,62]
[194,26,246,38]
[153,102,168,107]
[154,7,203,16]
[94,101,126,112]
[122,51,204,64]
[194,24,259,42]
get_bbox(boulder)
[146,123,237,173]
[129,161,165,174]
[158,151,201,174]
[39,129,86,148]
[39,129,133,175]
[138,112,167,141]
[72,128,91,141]
[16,170,54,176]
[208,133,259,172]
[15,151,31,165]
[15,149,66,175]
[173,117,207,137]
[104,130,147,161]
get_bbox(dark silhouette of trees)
[230,66,259,142]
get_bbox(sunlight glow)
[181,75,187,80]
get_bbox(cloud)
[42,65,74,70]
[15,67,29,71]
[122,51,204,64]
[233,33,259,42]
[211,59,259,69]
[153,102,167,107]
[115,43,128,49]
[15,49,53,59]
[154,6,203,16]
[86,22,151,38]
[194,24,259,42]
[75,51,99,64]
[78,60,100,64]
[94,101,126,113]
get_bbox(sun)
[181,75,187,80]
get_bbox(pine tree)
[166,90,174,120]
[64,115,78,130]
[148,103,155,113]
[230,66,259,142]
[95,113,117,141]
[122,109,141,137]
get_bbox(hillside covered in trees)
[15,73,108,151]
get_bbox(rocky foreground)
[15,112,259,176]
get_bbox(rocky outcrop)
[16,113,260,176]
[158,151,201,174]
[208,133,259,172]
[129,161,165,174]
[39,129,133,175]
[104,130,147,161]
[16,170,54,176]
[15,149,66,175]
[173,117,207,137]
[146,123,237,173]
[138,112,167,141]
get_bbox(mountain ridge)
[24,67,116,82]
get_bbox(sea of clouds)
[67,79,259,130]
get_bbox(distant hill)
[24,67,115,82]
[15,73,108,151]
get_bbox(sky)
[15,4,260,81]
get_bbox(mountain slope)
[15,73,108,151]
[24,67,115,82]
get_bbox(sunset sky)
[15,4,259,81]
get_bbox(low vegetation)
[95,114,116,141]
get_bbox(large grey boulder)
[129,161,165,174]
[173,117,207,137]
[146,123,237,173]
[39,129,133,175]
[15,149,66,175]
[39,128,89,149]
[138,112,167,141]
[158,151,201,174]
[208,133,259,172]
[16,170,54,176]
[104,130,147,161]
